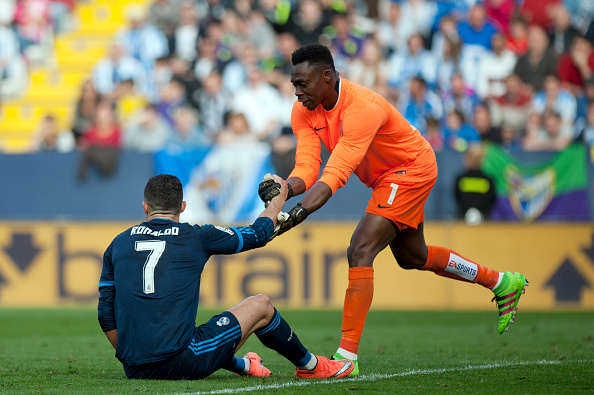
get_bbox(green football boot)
[492,272,529,334]
[332,352,359,377]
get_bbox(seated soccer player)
[98,174,354,380]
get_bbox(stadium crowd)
[4,0,594,170]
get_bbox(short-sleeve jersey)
[289,78,437,194]
[98,217,273,366]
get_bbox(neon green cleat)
[492,272,528,334]
[332,352,359,376]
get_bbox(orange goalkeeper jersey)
[289,78,437,194]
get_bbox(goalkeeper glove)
[273,203,309,238]
[258,174,282,205]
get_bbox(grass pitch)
[0,308,592,394]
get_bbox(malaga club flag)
[154,142,274,225]
[482,143,591,222]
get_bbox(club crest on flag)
[505,165,556,223]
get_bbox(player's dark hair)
[144,174,183,214]
[291,43,335,71]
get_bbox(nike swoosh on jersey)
[377,204,391,208]
[314,126,326,131]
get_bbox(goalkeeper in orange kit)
[258,44,528,376]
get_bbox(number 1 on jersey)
[135,240,166,294]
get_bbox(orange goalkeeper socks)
[338,267,374,356]
[421,245,501,289]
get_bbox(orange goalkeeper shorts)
[365,170,437,231]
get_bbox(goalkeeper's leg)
[334,213,398,375]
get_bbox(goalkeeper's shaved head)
[144,174,184,215]
[292,43,336,72]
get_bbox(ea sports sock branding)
[422,246,499,289]
[444,253,478,281]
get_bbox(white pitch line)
[171,359,593,395]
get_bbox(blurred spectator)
[123,104,171,153]
[156,76,187,127]
[431,15,460,62]
[523,111,572,150]
[92,41,148,98]
[443,110,481,152]
[49,0,75,33]
[558,35,594,96]
[217,112,258,145]
[580,102,594,145]
[222,41,260,94]
[586,20,594,44]
[198,69,229,141]
[399,77,443,133]
[170,55,201,110]
[473,104,502,144]
[173,2,199,62]
[513,24,558,93]
[476,33,516,99]
[150,56,173,101]
[549,5,581,56]
[458,4,498,50]
[395,0,436,48]
[376,1,403,55]
[458,4,499,90]
[454,144,496,224]
[485,0,515,35]
[388,33,437,91]
[166,106,209,149]
[281,0,330,46]
[14,0,53,65]
[500,124,523,151]
[72,79,100,141]
[506,16,529,56]
[519,0,560,30]
[231,66,282,140]
[442,73,481,124]
[434,34,461,97]
[29,114,75,152]
[565,0,594,35]
[114,2,169,71]
[148,0,180,52]
[0,0,16,25]
[423,117,444,152]
[78,101,122,180]
[193,37,219,82]
[14,0,50,49]
[328,12,366,60]
[262,32,300,86]
[530,73,577,137]
[112,79,147,123]
[245,7,277,57]
[269,76,297,178]
[490,73,532,133]
[347,37,389,91]
[0,19,28,99]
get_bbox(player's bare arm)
[105,329,117,350]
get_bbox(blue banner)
[154,143,274,225]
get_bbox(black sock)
[255,309,311,366]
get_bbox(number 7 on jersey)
[135,240,166,294]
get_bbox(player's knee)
[249,294,274,320]
[347,242,375,268]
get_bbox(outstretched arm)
[298,181,332,214]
